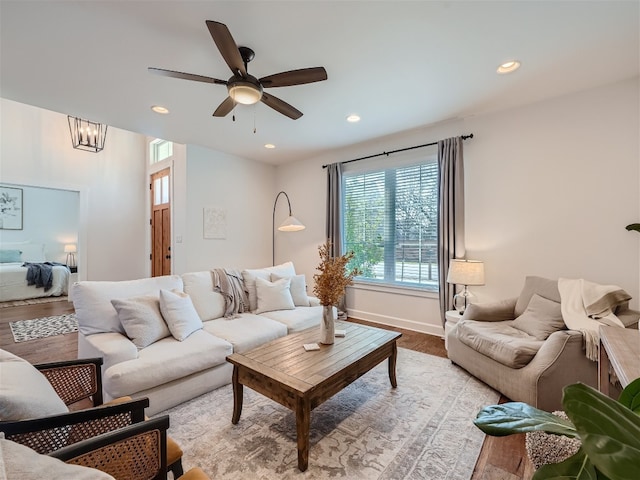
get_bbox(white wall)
[0,184,79,263]
[171,144,276,273]
[278,77,640,336]
[0,98,148,281]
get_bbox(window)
[149,139,173,164]
[343,156,439,290]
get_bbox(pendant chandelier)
[67,116,108,153]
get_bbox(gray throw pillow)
[512,294,565,340]
[159,289,203,341]
[111,295,171,349]
[0,349,68,421]
[514,276,561,317]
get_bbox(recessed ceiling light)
[346,114,361,123]
[264,143,276,149]
[151,105,170,114]
[497,61,521,74]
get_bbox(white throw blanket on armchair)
[558,278,630,361]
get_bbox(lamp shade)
[446,259,485,286]
[278,216,305,232]
[64,244,77,253]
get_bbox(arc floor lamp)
[272,191,305,265]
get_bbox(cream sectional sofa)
[73,263,324,415]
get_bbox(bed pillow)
[159,289,203,341]
[255,277,295,314]
[242,261,296,311]
[111,295,171,349]
[271,273,310,307]
[0,349,69,421]
[512,294,565,340]
[0,249,22,263]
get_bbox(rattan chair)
[0,357,184,478]
[49,416,210,480]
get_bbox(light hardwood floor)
[0,300,534,479]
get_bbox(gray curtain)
[437,137,465,326]
[326,162,347,315]
[326,162,343,256]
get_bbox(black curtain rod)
[322,133,474,169]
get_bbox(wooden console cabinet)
[598,326,640,398]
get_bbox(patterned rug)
[157,348,499,479]
[9,313,78,342]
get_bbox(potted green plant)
[474,378,640,479]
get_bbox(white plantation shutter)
[343,156,439,289]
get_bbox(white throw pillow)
[159,289,203,341]
[242,261,296,311]
[17,243,47,263]
[271,273,310,307]
[255,277,295,314]
[1,437,115,480]
[0,349,68,421]
[111,295,171,349]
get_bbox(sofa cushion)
[181,271,226,321]
[203,314,288,353]
[259,305,325,333]
[272,273,310,307]
[242,261,295,311]
[159,290,203,341]
[455,320,544,369]
[512,294,565,341]
[74,275,184,336]
[103,330,232,398]
[255,277,295,314]
[514,276,561,317]
[0,349,68,420]
[1,437,115,480]
[111,295,171,349]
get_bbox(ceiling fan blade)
[205,20,246,77]
[213,97,236,117]
[148,67,227,85]
[259,67,328,88]
[261,92,303,120]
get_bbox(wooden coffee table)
[226,320,402,471]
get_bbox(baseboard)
[347,308,444,338]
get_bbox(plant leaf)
[533,448,599,480]
[618,377,640,415]
[625,223,640,232]
[563,383,640,480]
[474,402,577,437]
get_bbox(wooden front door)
[151,168,171,277]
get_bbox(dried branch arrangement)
[313,240,361,306]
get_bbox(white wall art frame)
[203,206,227,239]
[0,185,23,230]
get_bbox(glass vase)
[320,305,335,345]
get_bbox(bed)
[0,242,70,302]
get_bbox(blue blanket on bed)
[22,262,68,291]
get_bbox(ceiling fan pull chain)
[254,106,257,134]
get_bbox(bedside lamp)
[446,259,485,314]
[64,244,77,268]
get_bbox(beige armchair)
[446,276,639,412]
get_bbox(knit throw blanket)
[558,278,630,361]
[211,268,249,318]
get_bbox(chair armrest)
[461,298,517,322]
[36,358,104,407]
[0,398,149,455]
[49,416,170,480]
[82,332,138,373]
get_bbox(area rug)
[9,313,77,342]
[0,295,68,309]
[157,348,499,479]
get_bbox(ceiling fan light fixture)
[228,81,263,105]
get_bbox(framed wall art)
[0,186,23,230]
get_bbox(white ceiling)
[1,1,638,165]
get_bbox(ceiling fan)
[149,20,327,120]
